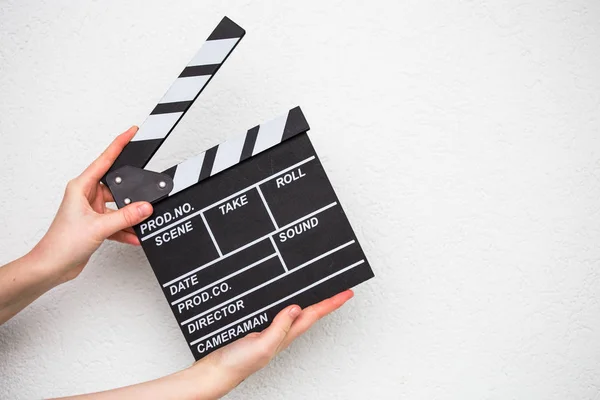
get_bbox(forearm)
[0,248,62,324]
[55,362,229,400]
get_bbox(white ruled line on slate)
[141,155,316,242]
[189,259,365,346]
[162,200,338,288]
[180,240,357,326]
[171,253,278,306]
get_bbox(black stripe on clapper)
[108,139,164,173]
[162,165,177,180]
[199,146,218,181]
[208,16,246,40]
[240,126,259,162]
[151,101,192,115]
[179,64,220,77]
[282,106,310,141]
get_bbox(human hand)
[32,126,153,283]
[184,290,354,399]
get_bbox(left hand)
[32,126,154,283]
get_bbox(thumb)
[257,305,301,352]
[98,202,153,238]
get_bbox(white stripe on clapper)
[131,113,183,142]
[189,38,239,66]
[159,75,211,104]
[211,131,247,175]
[171,153,205,195]
[252,112,288,155]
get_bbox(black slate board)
[134,133,374,359]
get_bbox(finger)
[80,126,138,183]
[97,201,153,238]
[277,290,353,352]
[100,183,115,203]
[91,184,105,212]
[108,230,141,246]
[104,218,136,234]
[102,208,142,236]
[256,305,301,353]
[294,290,353,325]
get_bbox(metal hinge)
[105,166,174,208]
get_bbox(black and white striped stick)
[162,106,310,196]
[105,17,245,176]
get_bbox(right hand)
[188,290,354,398]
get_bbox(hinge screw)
[158,181,167,189]
[115,176,122,184]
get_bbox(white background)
[1,1,599,399]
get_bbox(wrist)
[27,239,71,287]
[178,359,238,400]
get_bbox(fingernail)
[137,203,152,217]
[289,306,301,318]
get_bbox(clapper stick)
[160,107,310,197]
[104,17,245,178]
[103,17,375,361]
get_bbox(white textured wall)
[1,1,600,399]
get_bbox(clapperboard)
[103,17,374,360]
